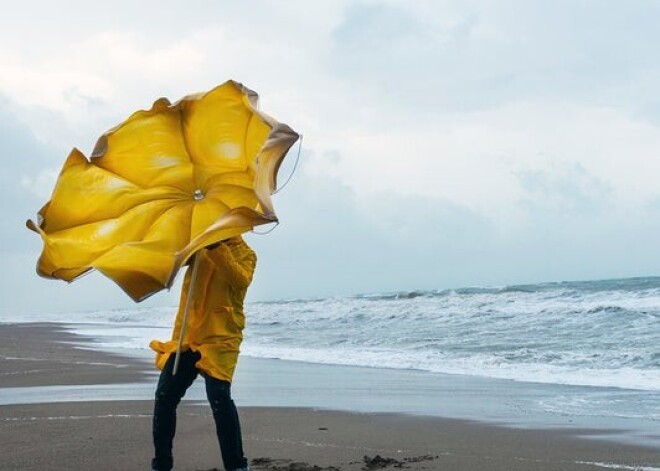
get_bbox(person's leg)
[204,375,248,471]
[151,350,200,471]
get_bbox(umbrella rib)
[96,159,194,191]
[140,203,192,244]
[46,196,180,236]
[209,183,255,194]
[91,152,147,190]
[177,106,196,176]
[203,199,231,214]
[243,114,252,170]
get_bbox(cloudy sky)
[1,0,660,315]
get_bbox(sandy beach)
[1,323,659,471]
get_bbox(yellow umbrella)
[27,80,299,301]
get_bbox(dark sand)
[1,323,659,471]
[0,323,148,387]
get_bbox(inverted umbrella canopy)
[27,80,299,302]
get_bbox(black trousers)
[151,350,248,471]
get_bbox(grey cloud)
[327,1,660,116]
[248,148,660,301]
[515,161,613,215]
[332,3,421,50]
[3,143,660,315]
[0,100,54,250]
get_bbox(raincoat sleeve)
[207,245,256,289]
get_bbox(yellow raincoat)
[149,237,256,382]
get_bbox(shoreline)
[0,322,659,470]
[0,322,151,387]
[5,322,659,448]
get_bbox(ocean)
[4,276,660,424]
[248,277,660,392]
[9,276,660,392]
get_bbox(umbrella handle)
[172,253,202,376]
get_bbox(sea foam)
[4,277,660,392]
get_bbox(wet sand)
[0,323,659,471]
[0,323,149,387]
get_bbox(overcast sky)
[2,0,660,316]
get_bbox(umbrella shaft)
[172,255,201,376]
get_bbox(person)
[149,236,257,471]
